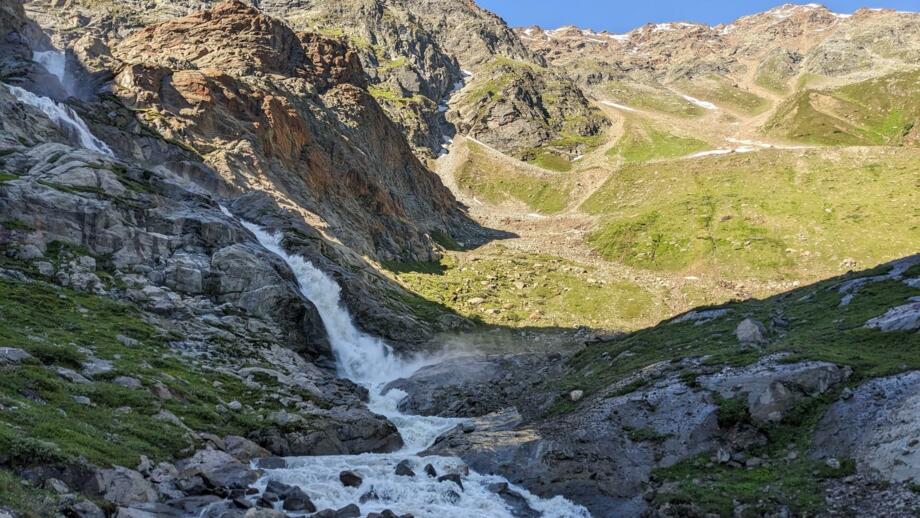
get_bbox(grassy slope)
[0,273,319,470]
[384,245,660,331]
[675,75,770,115]
[603,81,705,118]
[455,141,573,214]
[581,148,920,281]
[765,69,920,146]
[551,261,920,515]
[608,116,710,162]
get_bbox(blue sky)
[477,1,920,32]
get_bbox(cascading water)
[32,49,73,96]
[235,216,590,517]
[3,84,113,157]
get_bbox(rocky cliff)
[23,0,583,160]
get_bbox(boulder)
[112,376,143,389]
[437,474,464,491]
[61,499,105,518]
[223,436,271,462]
[176,449,260,491]
[487,482,539,518]
[312,504,361,518]
[0,347,32,365]
[394,460,415,477]
[91,467,157,506]
[281,487,315,512]
[81,358,114,377]
[734,318,767,345]
[865,298,920,332]
[57,367,91,384]
[339,470,362,488]
[243,510,286,518]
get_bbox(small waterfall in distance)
[3,84,113,157]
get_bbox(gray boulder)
[176,449,260,491]
[222,435,271,463]
[734,317,767,345]
[91,467,157,506]
[0,347,32,365]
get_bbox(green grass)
[581,148,920,281]
[549,259,920,414]
[655,450,854,516]
[0,469,59,518]
[527,151,572,172]
[455,142,572,214]
[387,245,659,331]
[676,76,769,115]
[603,81,704,117]
[0,276,310,468]
[608,118,709,162]
[547,258,920,517]
[765,69,920,146]
[367,84,431,106]
[0,172,18,183]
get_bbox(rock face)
[409,353,854,516]
[449,60,609,160]
[111,1,477,264]
[700,354,852,423]
[0,0,65,98]
[865,297,920,332]
[425,378,720,517]
[23,0,598,160]
[812,371,920,484]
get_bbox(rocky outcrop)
[812,371,920,484]
[110,1,477,265]
[450,61,608,160]
[408,353,854,516]
[0,0,64,98]
[700,354,852,423]
[0,72,404,488]
[384,353,563,417]
[425,377,720,517]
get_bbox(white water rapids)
[236,218,590,517]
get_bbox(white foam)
[4,84,113,157]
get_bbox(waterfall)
[33,49,72,96]
[3,84,113,157]
[233,213,590,517]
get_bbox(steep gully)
[9,40,588,517]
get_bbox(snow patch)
[600,100,637,112]
[682,95,718,110]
